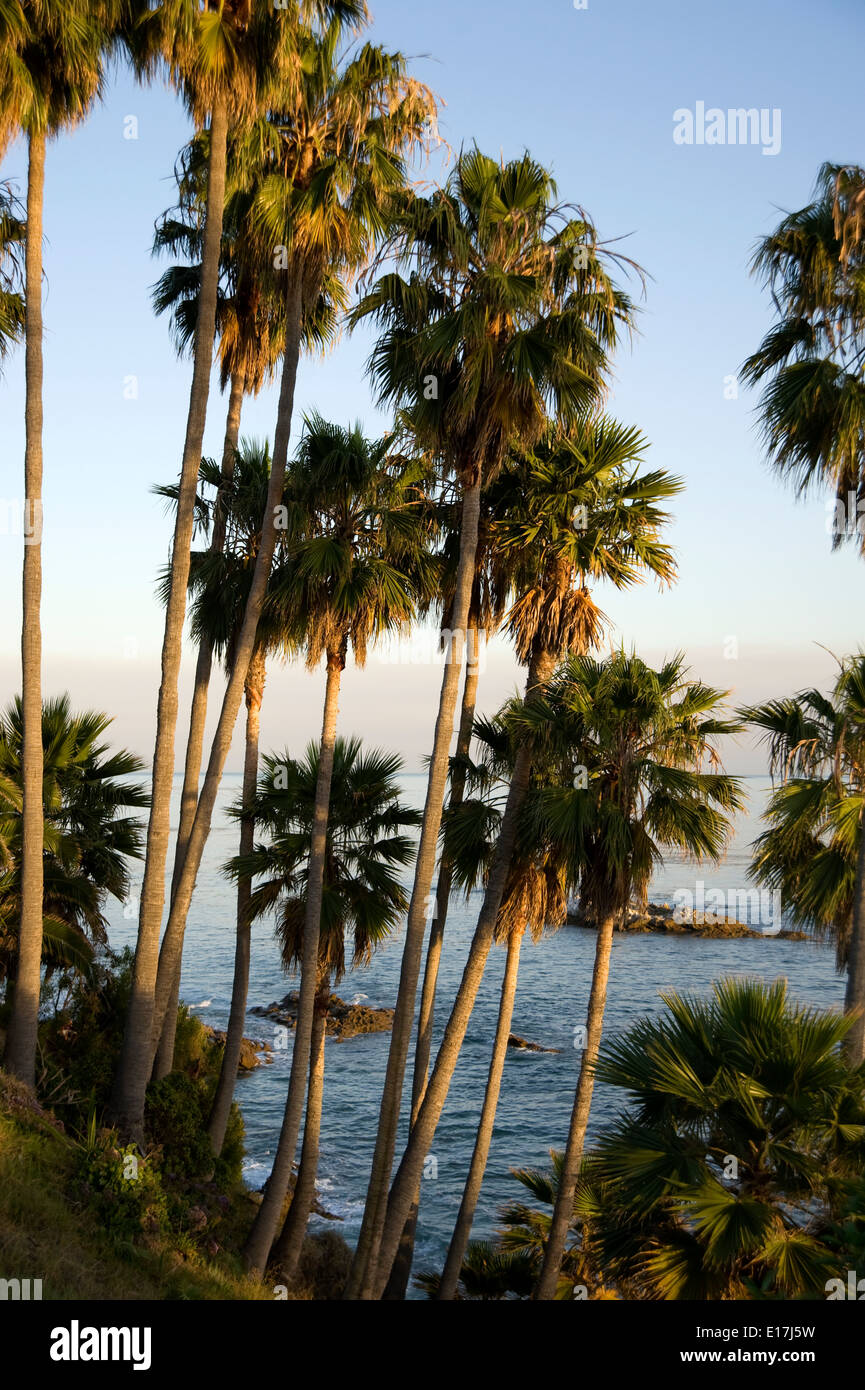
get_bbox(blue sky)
[0,0,862,772]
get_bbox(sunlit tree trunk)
[345,482,482,1299]
[844,819,865,1064]
[206,643,266,1152]
[110,95,230,1139]
[534,911,616,1299]
[153,367,246,1082]
[384,627,480,1298]
[438,926,523,1299]
[5,129,46,1088]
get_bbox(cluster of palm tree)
[2,0,864,1304]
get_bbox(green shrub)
[145,1073,214,1183]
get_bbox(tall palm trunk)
[271,971,330,1278]
[843,817,865,1064]
[5,129,46,1087]
[345,481,483,1299]
[152,367,246,1082]
[384,629,480,1298]
[243,638,345,1276]
[207,645,266,1151]
[110,96,230,1137]
[534,911,616,1300]
[369,646,557,1298]
[147,272,304,1091]
[438,926,523,1300]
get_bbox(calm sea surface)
[106,774,844,1295]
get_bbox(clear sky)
[0,0,862,774]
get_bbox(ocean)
[106,774,845,1296]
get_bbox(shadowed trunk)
[271,970,330,1277]
[369,645,556,1298]
[206,645,266,1152]
[844,814,865,1064]
[110,95,230,1138]
[384,628,480,1298]
[534,911,616,1300]
[153,368,246,1083]
[5,129,46,1087]
[345,481,483,1299]
[438,926,523,1300]
[243,638,344,1276]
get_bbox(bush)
[145,1073,214,1183]
[77,1138,168,1244]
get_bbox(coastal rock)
[250,991,394,1041]
[203,1026,273,1071]
[565,902,807,939]
[507,1033,561,1054]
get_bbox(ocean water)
[106,774,845,1295]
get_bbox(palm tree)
[431,425,680,1297]
[226,740,421,1281]
[743,652,865,1062]
[3,0,125,1088]
[583,978,865,1299]
[241,414,431,1274]
[0,179,24,368]
[346,148,639,1298]
[138,16,436,1185]
[531,650,743,1297]
[0,695,147,988]
[111,0,309,1137]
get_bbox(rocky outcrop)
[566,902,808,940]
[507,1033,561,1054]
[203,1026,273,1071]
[250,991,394,1041]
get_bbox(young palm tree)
[346,149,639,1298]
[0,695,147,986]
[531,650,743,1297]
[3,0,125,1087]
[226,740,421,1280]
[241,414,430,1273]
[111,0,310,1136]
[138,17,436,1186]
[583,978,865,1299]
[743,652,865,1062]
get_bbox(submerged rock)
[250,991,394,1040]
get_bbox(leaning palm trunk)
[5,131,46,1087]
[271,973,330,1278]
[147,272,304,1091]
[844,818,865,1064]
[384,631,481,1298]
[369,646,557,1298]
[345,483,483,1299]
[534,911,616,1300]
[206,645,266,1150]
[437,926,523,1300]
[243,639,344,1276]
[111,97,230,1137]
[152,367,247,1082]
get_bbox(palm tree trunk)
[345,481,483,1299]
[383,628,480,1298]
[147,271,304,1092]
[271,973,329,1279]
[207,645,266,1152]
[110,95,230,1138]
[843,814,865,1064]
[368,645,557,1298]
[534,911,616,1300]
[437,926,523,1300]
[152,367,246,1082]
[242,638,344,1276]
[5,129,46,1088]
